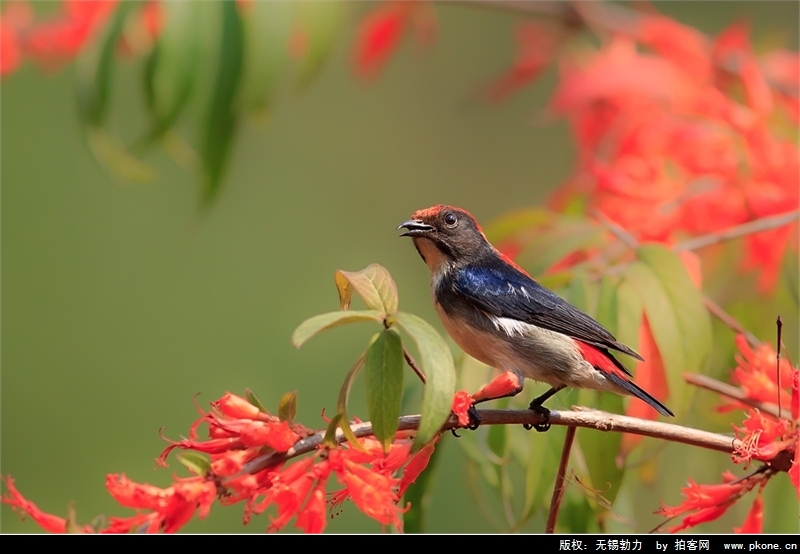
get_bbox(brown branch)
[703,296,761,349]
[403,348,426,384]
[675,211,800,252]
[546,426,576,534]
[226,407,747,485]
[683,372,786,420]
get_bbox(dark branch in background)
[702,297,761,350]
[546,426,576,534]
[675,211,800,252]
[461,0,799,97]
[684,372,786,420]
[594,209,768,350]
[226,407,750,486]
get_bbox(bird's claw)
[525,402,552,433]
[467,405,482,430]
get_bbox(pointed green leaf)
[364,329,404,453]
[294,1,346,90]
[623,245,711,415]
[292,309,384,348]
[76,2,140,128]
[522,425,567,521]
[136,1,202,149]
[245,388,268,413]
[238,1,292,117]
[177,452,212,476]
[322,412,344,448]
[483,207,554,244]
[277,391,298,422]
[614,280,642,358]
[575,405,624,523]
[517,219,604,276]
[337,352,366,414]
[335,264,399,314]
[200,1,244,205]
[394,312,456,450]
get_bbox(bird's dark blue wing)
[448,259,643,362]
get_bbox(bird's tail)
[604,372,674,417]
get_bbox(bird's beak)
[397,219,435,237]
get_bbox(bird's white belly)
[434,301,619,392]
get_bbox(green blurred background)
[2,1,798,533]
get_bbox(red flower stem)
[683,372,785,420]
[675,211,800,252]
[226,407,751,485]
[546,425,576,534]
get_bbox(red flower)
[734,489,764,534]
[1,475,93,533]
[451,390,473,428]
[294,484,327,534]
[657,471,764,533]
[483,21,563,103]
[352,2,435,81]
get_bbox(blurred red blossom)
[352,1,436,81]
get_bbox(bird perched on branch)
[398,204,673,431]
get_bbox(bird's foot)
[523,402,551,433]
[450,404,481,437]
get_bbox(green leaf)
[364,329,404,453]
[403,439,444,533]
[177,452,212,476]
[483,207,553,244]
[292,309,384,348]
[137,1,202,149]
[322,412,344,448]
[623,245,711,415]
[596,276,619,335]
[76,2,140,128]
[294,1,346,90]
[394,312,456,450]
[245,388,268,413]
[517,219,604,277]
[335,264,399,314]
[238,1,293,117]
[614,280,642,358]
[336,352,366,414]
[277,391,297,422]
[575,403,624,523]
[522,425,567,522]
[567,271,598,317]
[199,1,245,205]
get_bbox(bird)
[397,204,673,431]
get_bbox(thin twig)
[683,372,786,420]
[403,348,426,384]
[226,407,747,485]
[594,209,638,250]
[703,297,761,349]
[546,426,576,534]
[675,211,800,252]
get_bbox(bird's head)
[397,205,492,273]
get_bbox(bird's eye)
[443,212,458,227]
